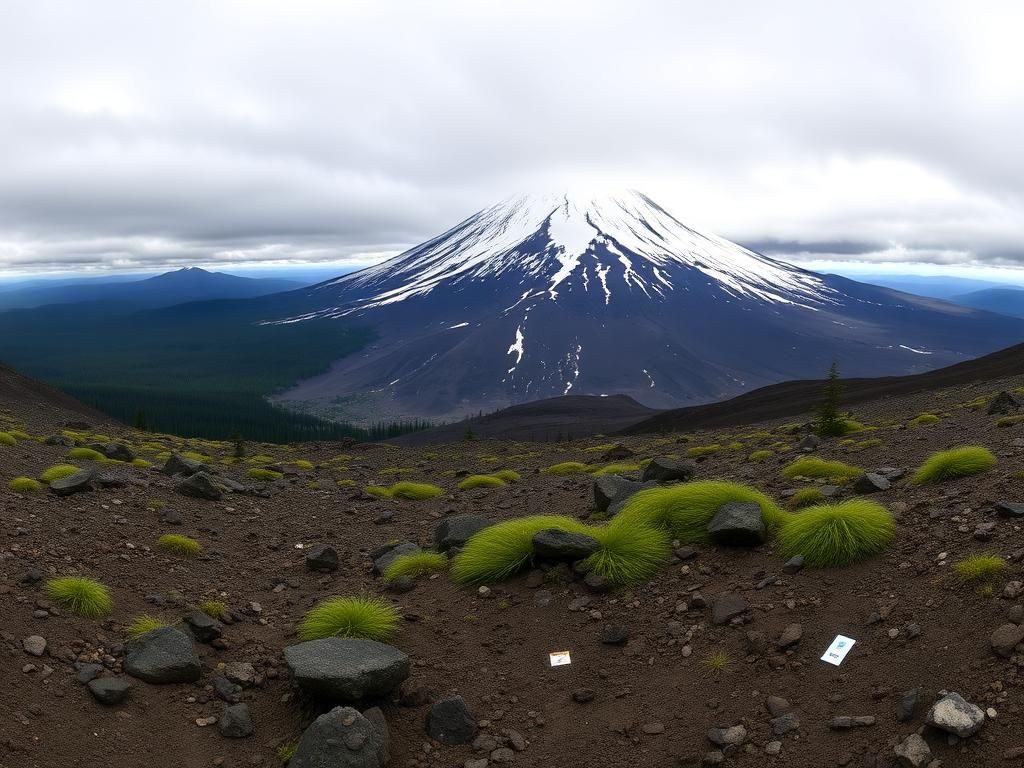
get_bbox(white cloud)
[0,0,1022,275]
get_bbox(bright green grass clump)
[8,430,30,440]
[290,459,315,470]
[68,447,105,461]
[126,614,168,639]
[776,500,895,567]
[492,469,521,483]
[788,487,827,509]
[198,600,228,619]
[748,450,774,462]
[452,515,588,583]
[0,432,17,446]
[592,462,643,476]
[997,415,1024,428]
[247,467,283,481]
[458,474,507,490]
[9,476,43,493]
[686,444,722,458]
[131,458,153,468]
[39,464,82,483]
[246,454,276,464]
[45,576,113,618]
[953,553,1007,584]
[612,481,785,544]
[781,457,864,481]
[910,413,940,426]
[383,551,449,583]
[451,514,669,586]
[912,446,996,484]
[365,481,444,500]
[296,596,400,641]
[157,534,202,557]
[585,522,670,585]
[542,461,589,475]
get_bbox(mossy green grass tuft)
[157,533,202,557]
[383,551,449,583]
[45,576,113,618]
[776,499,895,567]
[296,595,400,641]
[912,446,996,484]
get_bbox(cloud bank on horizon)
[0,0,1022,276]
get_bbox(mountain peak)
[314,189,835,315]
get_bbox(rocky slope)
[5,367,1024,766]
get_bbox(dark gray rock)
[49,469,94,496]
[781,555,804,575]
[124,626,201,684]
[776,623,803,649]
[853,473,890,494]
[896,688,922,722]
[706,502,766,546]
[284,638,410,702]
[185,611,224,644]
[290,706,387,768]
[874,467,906,481]
[87,676,131,705]
[995,501,1024,518]
[43,434,74,446]
[159,508,183,525]
[925,691,985,737]
[990,623,1024,658]
[601,624,630,645]
[372,542,420,575]
[434,515,489,552]
[710,592,749,625]
[770,711,800,736]
[974,521,997,541]
[161,452,207,477]
[426,695,477,745]
[212,675,242,703]
[795,434,820,451]
[988,390,1021,415]
[830,715,876,729]
[306,544,339,572]
[175,472,223,501]
[361,707,390,765]
[642,457,695,483]
[601,444,635,461]
[531,529,600,561]
[706,724,746,747]
[219,703,254,738]
[74,662,104,684]
[593,476,657,514]
[102,443,135,462]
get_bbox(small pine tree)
[464,426,476,441]
[134,410,148,431]
[815,361,846,437]
[231,431,246,458]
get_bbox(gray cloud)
[0,0,1022,276]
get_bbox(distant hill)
[949,288,1024,319]
[849,274,1019,300]
[0,267,303,310]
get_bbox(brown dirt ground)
[4,372,1024,768]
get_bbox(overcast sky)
[1,0,1022,279]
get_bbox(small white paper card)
[820,635,856,666]
[549,650,572,667]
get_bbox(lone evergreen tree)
[133,409,148,431]
[231,431,246,458]
[815,361,846,437]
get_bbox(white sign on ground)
[549,650,572,667]
[820,635,856,666]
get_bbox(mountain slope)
[0,267,302,310]
[274,190,1024,423]
[950,288,1024,318]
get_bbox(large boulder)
[600,444,635,461]
[284,638,410,702]
[176,472,223,501]
[306,544,339,572]
[925,692,985,737]
[124,627,201,684]
[641,457,695,483]
[161,452,208,477]
[290,706,387,768]
[434,515,489,552]
[49,469,95,497]
[593,476,657,514]
[707,502,766,546]
[87,677,131,705]
[531,529,601,561]
[426,695,477,745]
[852,473,890,494]
[101,442,135,462]
[219,703,255,738]
[990,623,1024,658]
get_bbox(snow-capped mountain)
[274,190,1024,422]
